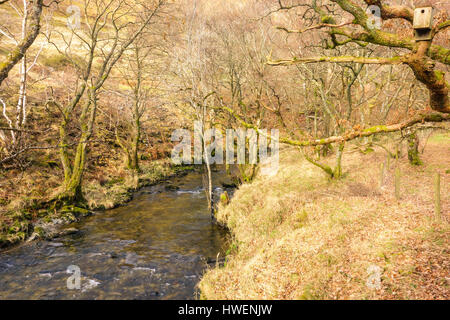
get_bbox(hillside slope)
[199,133,449,299]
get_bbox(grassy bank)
[0,158,190,249]
[199,133,449,299]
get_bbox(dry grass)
[199,132,449,300]
[84,158,175,210]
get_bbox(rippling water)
[0,170,230,299]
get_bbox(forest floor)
[199,132,449,300]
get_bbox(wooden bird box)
[413,6,433,41]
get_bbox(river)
[0,170,230,299]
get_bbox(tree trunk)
[115,122,140,172]
[130,102,141,172]
[407,132,422,166]
[59,117,73,186]
[59,138,87,204]
[130,143,139,171]
[202,163,214,220]
[58,92,97,205]
[333,142,345,179]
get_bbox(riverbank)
[0,158,193,249]
[0,169,228,299]
[199,133,449,299]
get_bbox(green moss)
[105,177,125,187]
[362,147,375,154]
[21,211,33,220]
[429,45,450,65]
[62,213,77,222]
[14,231,26,241]
[37,209,49,218]
[363,125,388,133]
[33,226,45,237]
[321,16,333,23]
[408,154,422,165]
[434,71,444,81]
[174,164,194,173]
[60,205,90,218]
[220,191,230,206]
[407,133,423,166]
[0,213,32,247]
[8,221,22,234]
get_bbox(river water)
[0,170,230,299]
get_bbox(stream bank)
[0,169,232,299]
[0,160,193,250]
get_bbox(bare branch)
[276,21,352,34]
[267,55,407,66]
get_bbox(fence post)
[435,172,441,222]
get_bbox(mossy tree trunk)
[59,89,97,205]
[407,131,422,166]
[59,142,87,204]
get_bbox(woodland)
[0,0,448,300]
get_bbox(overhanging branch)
[219,105,449,147]
[267,55,406,66]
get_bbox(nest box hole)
[416,29,428,36]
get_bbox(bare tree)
[46,0,165,204]
[112,33,166,172]
[172,0,219,217]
